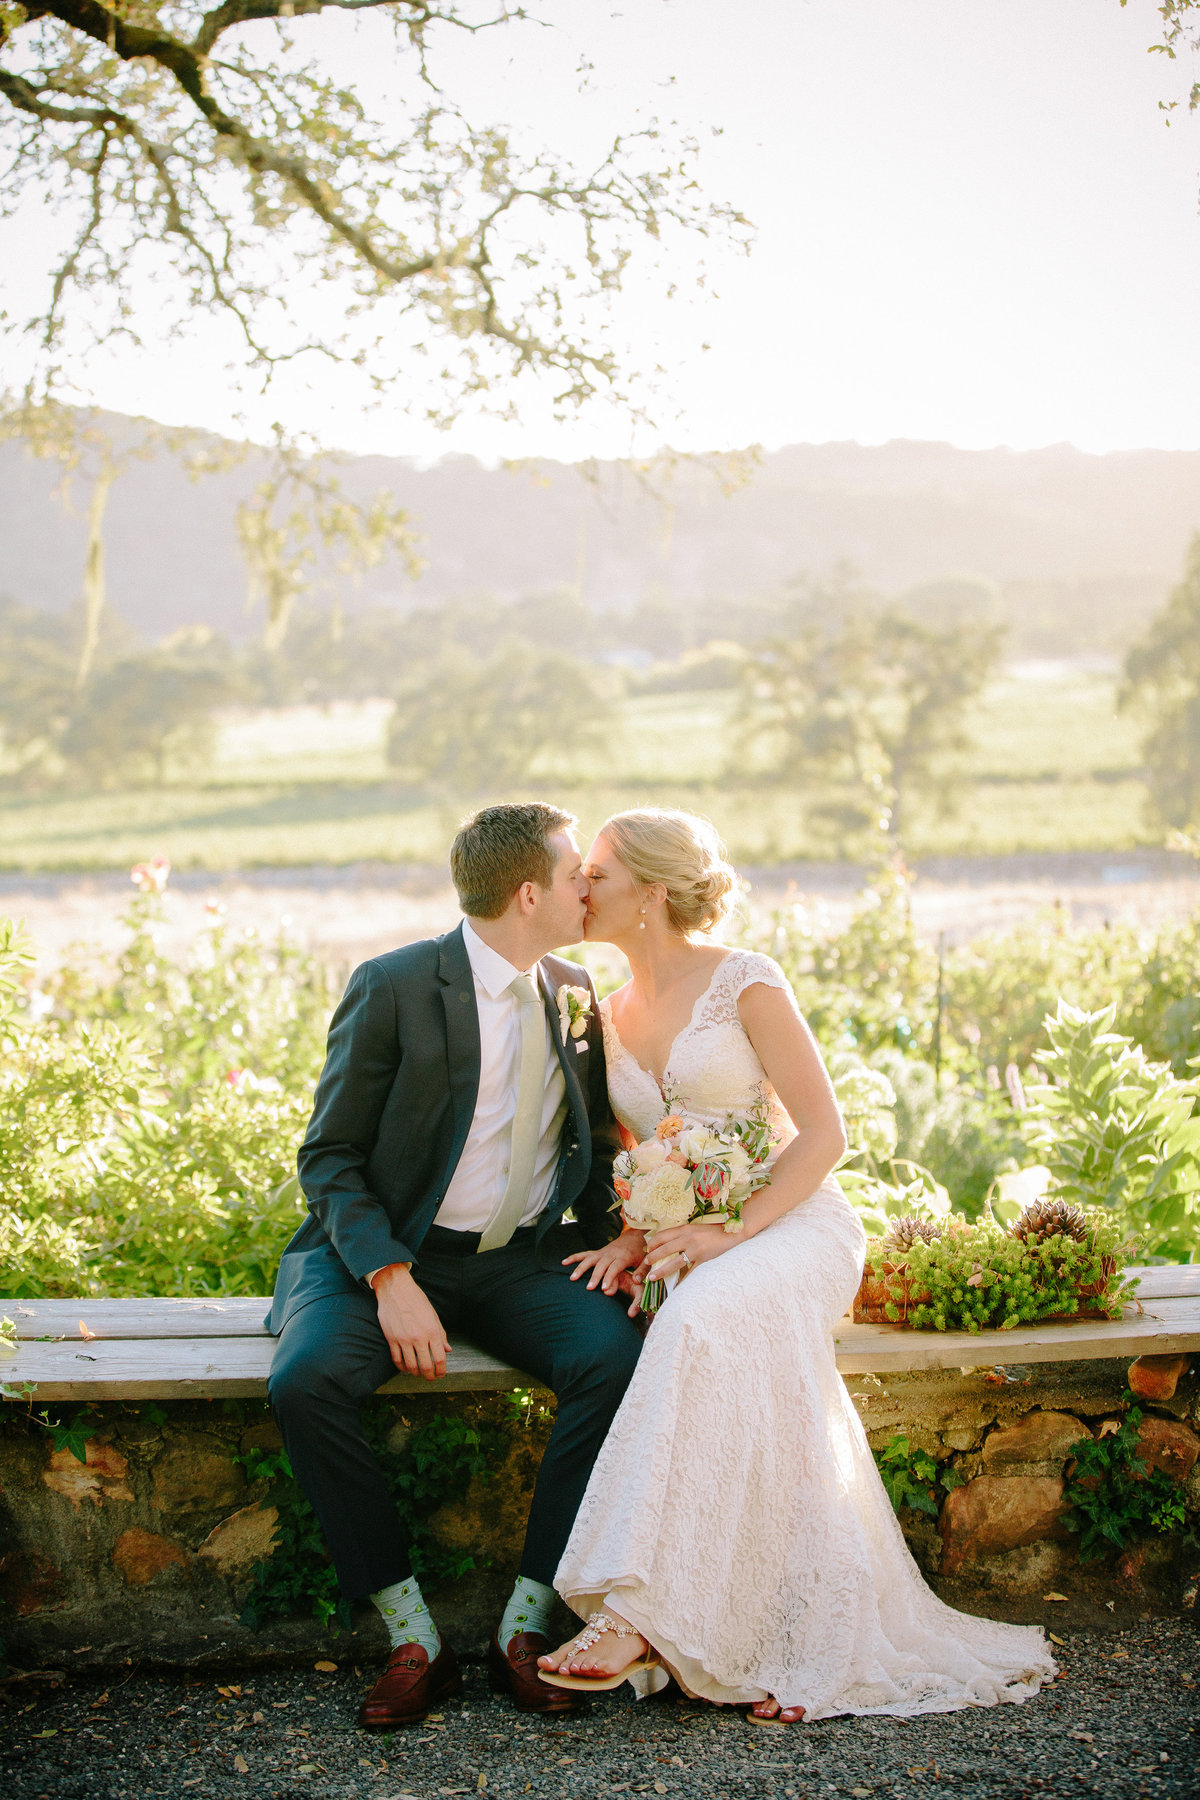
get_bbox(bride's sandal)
[537,1612,659,1691]
[748,1696,806,1726]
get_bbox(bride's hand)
[563,1228,648,1297]
[644,1221,743,1280]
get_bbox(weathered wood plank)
[4,1265,1194,1341]
[5,1298,1197,1397]
[2,1297,273,1339]
[833,1295,1200,1374]
[0,1333,534,1400]
[1123,1264,1200,1300]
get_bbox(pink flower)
[130,855,171,894]
[225,1068,246,1089]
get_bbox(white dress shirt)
[432,919,569,1235]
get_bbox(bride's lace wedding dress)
[554,949,1056,1718]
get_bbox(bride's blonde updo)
[600,808,740,937]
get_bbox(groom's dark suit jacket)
[268,923,623,1333]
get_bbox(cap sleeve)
[726,950,794,1000]
[698,950,796,1027]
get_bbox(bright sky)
[5,0,1199,461]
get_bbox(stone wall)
[2,1360,1196,1674]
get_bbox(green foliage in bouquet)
[1061,1393,1188,1561]
[0,880,338,1296]
[1021,1002,1200,1262]
[863,1207,1136,1333]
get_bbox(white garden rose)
[623,1162,696,1231]
[631,1137,670,1173]
[722,1144,754,1189]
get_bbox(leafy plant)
[1062,1394,1189,1561]
[238,1404,512,1631]
[1021,1002,1200,1261]
[874,1433,963,1517]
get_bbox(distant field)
[0,671,1155,872]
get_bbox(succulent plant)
[1011,1196,1090,1245]
[882,1214,944,1254]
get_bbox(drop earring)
[639,908,647,930]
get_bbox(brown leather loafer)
[357,1641,462,1730]
[488,1630,581,1714]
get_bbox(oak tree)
[0,0,742,418]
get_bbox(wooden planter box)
[853,1256,1119,1328]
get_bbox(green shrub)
[0,881,336,1297]
[1021,1002,1200,1261]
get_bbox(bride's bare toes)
[751,1697,781,1720]
[778,1704,806,1723]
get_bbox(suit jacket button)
[459,991,472,1003]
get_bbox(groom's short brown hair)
[451,802,576,919]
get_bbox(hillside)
[2,422,1197,655]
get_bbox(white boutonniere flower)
[556,983,593,1047]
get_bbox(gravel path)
[3,1620,1196,1800]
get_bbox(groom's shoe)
[357,1641,462,1730]
[488,1630,580,1714]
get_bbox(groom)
[267,802,642,1728]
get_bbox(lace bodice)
[600,949,795,1144]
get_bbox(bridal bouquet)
[612,1091,778,1314]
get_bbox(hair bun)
[600,809,740,937]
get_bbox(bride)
[537,808,1056,1722]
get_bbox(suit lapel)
[438,924,481,1188]
[537,962,588,1136]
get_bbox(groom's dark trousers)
[266,925,642,1603]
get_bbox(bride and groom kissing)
[267,801,1056,1731]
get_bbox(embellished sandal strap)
[565,1611,640,1655]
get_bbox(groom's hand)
[371,1265,452,1381]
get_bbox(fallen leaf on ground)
[1098,1419,1120,1437]
[90,1692,109,1708]
[1048,1633,1065,1646]
[654,1785,668,1796]
[1043,1592,1069,1602]
[233,1754,249,1773]
[314,1660,337,1672]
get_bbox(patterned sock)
[498,1575,557,1651]
[370,1576,441,1656]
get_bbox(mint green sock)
[499,1575,557,1651]
[370,1576,441,1656]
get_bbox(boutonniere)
[556,983,593,1048]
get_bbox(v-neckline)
[605,951,736,1090]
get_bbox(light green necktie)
[478,972,547,1253]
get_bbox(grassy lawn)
[0,672,1156,872]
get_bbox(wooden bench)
[4,1266,1198,1400]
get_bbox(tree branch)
[0,67,128,128]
